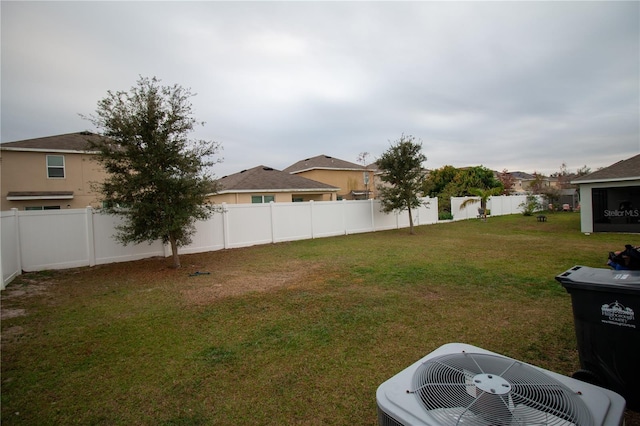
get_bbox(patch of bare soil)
[180,260,325,306]
[1,277,54,320]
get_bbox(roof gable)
[509,171,536,180]
[572,154,640,184]
[283,155,365,173]
[0,131,103,153]
[216,165,340,193]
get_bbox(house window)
[25,206,61,211]
[47,155,65,178]
[251,195,275,203]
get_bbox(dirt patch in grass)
[180,260,325,305]
[1,275,56,320]
[2,252,329,312]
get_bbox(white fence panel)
[93,211,165,265]
[311,201,348,238]
[451,197,475,221]
[372,205,398,230]
[1,210,21,288]
[179,212,226,255]
[487,197,504,216]
[417,198,439,226]
[452,195,531,220]
[344,200,375,234]
[272,202,313,243]
[18,209,90,271]
[225,203,273,248]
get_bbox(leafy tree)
[455,166,501,192]
[540,186,561,211]
[423,165,458,197]
[356,151,370,166]
[497,169,516,195]
[85,76,221,268]
[459,187,503,220]
[576,165,591,176]
[424,165,502,216]
[376,134,427,235]
[528,172,548,194]
[553,162,573,189]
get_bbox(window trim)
[25,205,61,211]
[251,195,275,204]
[46,155,65,179]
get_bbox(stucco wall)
[1,150,106,210]
[293,169,376,199]
[208,192,334,204]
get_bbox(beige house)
[0,132,107,211]
[506,171,560,195]
[283,155,376,200]
[210,165,339,204]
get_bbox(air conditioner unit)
[376,343,625,426]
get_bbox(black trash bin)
[556,265,640,411]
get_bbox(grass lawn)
[2,212,638,425]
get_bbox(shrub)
[519,194,541,216]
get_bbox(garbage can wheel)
[572,369,602,387]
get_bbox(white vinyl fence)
[1,198,439,289]
[451,194,542,221]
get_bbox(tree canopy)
[423,165,503,214]
[85,76,221,268]
[376,134,427,234]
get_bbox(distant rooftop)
[283,155,366,174]
[216,165,340,193]
[0,132,103,152]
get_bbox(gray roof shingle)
[283,155,365,173]
[216,165,339,193]
[572,154,640,184]
[1,131,103,152]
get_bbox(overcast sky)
[2,1,639,177]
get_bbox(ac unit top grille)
[410,352,594,426]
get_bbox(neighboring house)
[0,132,107,211]
[209,165,340,204]
[508,171,561,194]
[571,153,640,234]
[509,171,536,194]
[283,155,376,200]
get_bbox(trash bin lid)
[556,265,640,295]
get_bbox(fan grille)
[410,352,594,426]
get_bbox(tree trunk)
[408,207,415,235]
[169,234,181,268]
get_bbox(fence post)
[86,207,96,267]
[222,203,229,249]
[0,215,3,289]
[342,199,348,235]
[310,200,315,239]
[12,208,22,277]
[370,199,375,231]
[1,209,22,289]
[269,201,276,243]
